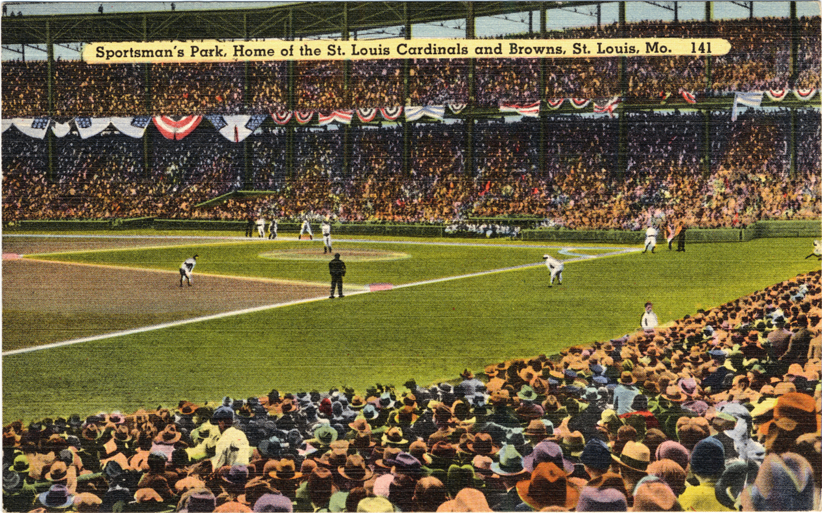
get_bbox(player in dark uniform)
[329,253,346,299]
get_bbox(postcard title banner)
[84,38,730,63]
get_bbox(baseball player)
[805,240,822,260]
[255,217,266,238]
[268,218,278,240]
[643,224,658,254]
[321,219,333,254]
[542,254,564,287]
[179,254,198,287]
[641,302,658,330]
[298,216,313,241]
[665,222,681,250]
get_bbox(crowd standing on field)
[4,270,820,512]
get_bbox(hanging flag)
[593,97,622,117]
[405,105,445,121]
[499,101,540,117]
[295,111,314,124]
[731,92,763,122]
[766,89,788,102]
[570,98,591,109]
[153,115,203,140]
[75,117,112,139]
[546,99,565,110]
[679,89,697,104]
[318,110,353,126]
[380,106,403,121]
[271,111,293,125]
[357,108,378,123]
[794,88,818,101]
[110,116,151,138]
[448,103,467,114]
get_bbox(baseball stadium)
[2,1,821,511]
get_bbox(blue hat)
[690,437,725,477]
[593,375,609,386]
[590,364,605,375]
[580,439,612,472]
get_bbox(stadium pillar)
[539,5,547,177]
[704,2,712,87]
[243,13,252,189]
[616,3,627,180]
[143,15,153,180]
[286,10,296,179]
[702,109,711,177]
[466,3,476,177]
[789,108,796,177]
[789,2,798,85]
[402,3,412,177]
[46,21,56,183]
[342,4,352,178]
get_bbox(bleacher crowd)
[4,270,820,512]
[4,109,819,230]
[2,17,819,116]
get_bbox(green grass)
[3,236,818,422]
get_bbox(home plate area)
[260,248,409,262]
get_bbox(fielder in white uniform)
[269,219,278,240]
[542,254,564,286]
[179,255,198,287]
[321,220,333,254]
[298,218,313,240]
[805,240,821,260]
[641,302,658,330]
[643,225,658,254]
[255,218,266,238]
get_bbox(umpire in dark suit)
[329,253,346,298]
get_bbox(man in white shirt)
[298,216,313,241]
[255,217,266,238]
[641,302,658,330]
[322,219,333,254]
[643,225,658,254]
[542,254,564,287]
[179,254,198,287]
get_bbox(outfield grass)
[3,236,818,422]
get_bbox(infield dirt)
[2,237,329,351]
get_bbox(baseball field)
[2,231,819,423]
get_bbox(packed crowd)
[3,109,820,228]
[4,270,820,512]
[2,16,819,117]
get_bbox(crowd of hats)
[3,270,820,512]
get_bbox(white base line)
[3,244,639,357]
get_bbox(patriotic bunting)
[546,99,565,110]
[405,105,445,121]
[679,89,697,104]
[794,88,818,101]
[318,110,354,126]
[593,97,622,117]
[271,112,293,125]
[499,101,540,117]
[357,108,378,123]
[52,120,72,138]
[379,106,403,121]
[570,98,591,109]
[75,117,112,139]
[448,103,467,114]
[153,115,202,140]
[2,118,51,139]
[295,111,315,125]
[111,116,151,138]
[204,115,228,131]
[766,89,788,102]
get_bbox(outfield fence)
[6,218,819,242]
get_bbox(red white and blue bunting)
[593,97,622,117]
[379,106,403,121]
[794,88,818,101]
[154,115,202,140]
[295,111,315,125]
[679,89,697,104]
[448,103,467,114]
[499,101,540,117]
[405,105,445,121]
[271,112,293,125]
[766,89,788,102]
[570,98,591,109]
[318,110,354,126]
[546,99,565,110]
[356,108,378,123]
